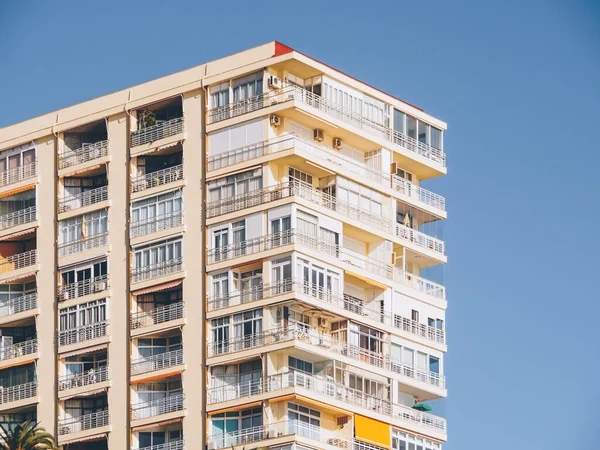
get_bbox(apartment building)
[0,41,448,450]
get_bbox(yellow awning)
[131,370,183,385]
[132,279,182,295]
[208,401,262,415]
[344,270,388,290]
[355,414,391,449]
[0,184,35,199]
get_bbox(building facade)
[0,41,448,450]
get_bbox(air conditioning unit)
[268,75,282,89]
[0,336,13,348]
[332,137,342,150]
[270,114,281,127]
[60,290,70,301]
[390,162,398,174]
[268,428,278,439]
[319,317,330,328]
[208,441,217,450]
[313,129,325,142]
[93,281,107,293]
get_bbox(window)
[271,216,291,245]
[211,407,262,448]
[210,82,230,108]
[212,272,229,300]
[233,309,263,347]
[65,396,107,419]
[59,299,107,332]
[59,209,108,244]
[392,429,441,450]
[271,257,292,293]
[349,322,383,356]
[64,175,106,199]
[133,238,182,270]
[289,167,313,186]
[238,269,263,301]
[60,259,107,298]
[65,351,107,378]
[296,257,340,299]
[208,168,262,202]
[131,190,182,223]
[411,310,419,322]
[337,177,383,217]
[428,317,444,331]
[211,316,230,354]
[288,402,320,439]
[296,210,317,238]
[138,336,181,358]
[136,289,182,313]
[289,356,312,374]
[232,72,263,102]
[0,143,35,173]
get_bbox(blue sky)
[1,0,599,449]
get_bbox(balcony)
[131,393,185,420]
[134,441,185,450]
[207,134,445,214]
[131,257,183,284]
[207,230,445,300]
[130,211,183,239]
[0,162,37,188]
[0,249,37,275]
[206,181,445,259]
[58,233,109,258]
[58,140,108,170]
[131,117,184,148]
[0,293,37,319]
[58,409,110,436]
[0,206,37,231]
[0,380,37,408]
[131,302,184,330]
[131,165,184,194]
[58,186,109,214]
[57,274,110,301]
[0,339,38,363]
[131,349,184,375]
[58,365,109,392]
[58,321,109,347]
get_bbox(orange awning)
[208,401,262,415]
[60,432,107,445]
[132,417,182,431]
[0,184,35,199]
[132,279,183,295]
[355,415,391,449]
[131,370,183,385]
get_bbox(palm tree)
[0,420,57,450]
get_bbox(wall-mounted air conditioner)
[332,137,342,150]
[270,114,281,127]
[268,75,282,89]
[313,129,325,142]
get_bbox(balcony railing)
[208,325,294,357]
[58,409,109,435]
[58,140,108,170]
[131,117,184,148]
[57,274,110,301]
[0,339,38,362]
[0,206,37,231]
[58,233,109,258]
[0,250,37,274]
[130,211,183,238]
[0,380,37,405]
[394,315,445,344]
[206,180,444,257]
[135,440,185,450]
[131,257,182,283]
[0,293,37,318]
[207,135,296,171]
[58,365,109,391]
[208,91,275,124]
[131,393,185,420]
[131,165,184,194]
[58,320,109,347]
[130,302,184,330]
[132,349,184,375]
[58,186,109,213]
[0,162,37,188]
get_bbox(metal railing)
[208,91,277,124]
[207,135,295,171]
[57,274,110,301]
[135,440,184,450]
[131,393,185,420]
[0,293,37,317]
[391,175,445,212]
[394,315,445,344]
[0,380,37,405]
[130,302,184,330]
[0,162,37,187]
[58,320,109,347]
[58,365,109,391]
[0,249,37,274]
[58,140,108,170]
[131,165,183,193]
[0,206,37,230]
[130,211,183,238]
[394,268,446,299]
[58,410,109,435]
[131,257,182,283]
[395,223,445,255]
[58,186,109,213]
[58,233,108,258]
[131,349,183,375]
[208,325,294,357]
[0,339,38,362]
[131,117,184,147]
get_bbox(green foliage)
[138,108,157,129]
[0,420,58,450]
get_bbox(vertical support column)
[36,136,57,434]
[181,88,206,448]
[107,113,130,449]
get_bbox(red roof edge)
[274,41,294,56]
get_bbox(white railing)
[131,165,183,193]
[58,365,109,391]
[0,162,37,188]
[0,339,38,362]
[0,293,37,317]
[0,380,37,405]
[394,269,446,300]
[131,349,184,375]
[0,249,37,274]
[208,91,276,124]
[131,393,185,420]
[135,440,185,450]
[391,175,445,212]
[130,302,184,330]
[131,257,182,283]
[58,186,108,213]
[58,233,109,257]
[57,274,110,301]
[207,135,295,171]
[58,320,109,347]
[58,410,109,435]
[395,223,445,255]
[130,211,183,238]
[394,315,445,344]
[208,326,295,357]
[131,117,184,147]
[58,140,108,170]
[0,206,37,230]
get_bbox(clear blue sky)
[1,0,599,448]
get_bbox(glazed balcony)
[58,365,109,391]
[130,210,183,238]
[0,161,37,188]
[58,140,108,170]
[0,293,37,318]
[58,320,109,347]
[58,409,110,435]
[207,134,445,214]
[0,250,37,275]
[131,349,184,375]
[130,302,184,330]
[57,274,110,301]
[135,441,185,450]
[131,165,184,194]
[58,233,108,258]
[0,206,37,231]
[58,186,108,214]
[131,393,185,420]
[131,257,183,283]
[131,117,184,148]
[0,380,37,407]
[0,339,38,363]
